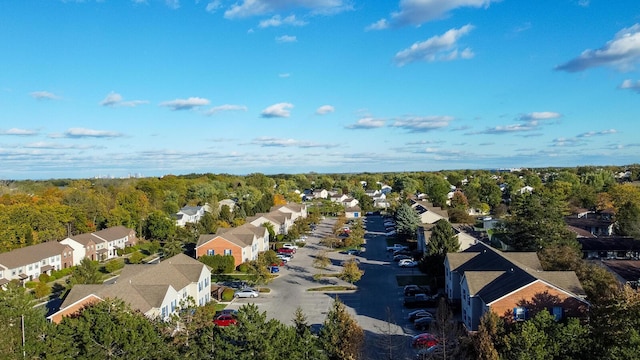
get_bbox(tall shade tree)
[428,219,459,256]
[422,173,451,207]
[44,299,176,359]
[0,282,50,359]
[144,210,176,241]
[615,201,640,238]
[321,298,364,360]
[69,258,102,285]
[501,192,577,251]
[395,202,421,240]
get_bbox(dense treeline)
[0,282,364,360]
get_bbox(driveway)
[227,215,419,359]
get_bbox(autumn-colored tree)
[321,298,364,360]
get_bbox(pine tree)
[321,298,364,360]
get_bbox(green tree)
[162,239,184,257]
[313,251,331,270]
[34,281,51,299]
[428,219,459,256]
[70,258,102,285]
[144,210,176,241]
[44,299,175,359]
[321,298,364,360]
[395,202,421,240]
[423,174,451,207]
[0,282,50,359]
[105,259,125,273]
[128,251,145,264]
[615,201,640,238]
[339,258,363,284]
[501,192,577,251]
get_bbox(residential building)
[345,205,362,219]
[564,210,614,237]
[247,212,293,235]
[60,233,98,265]
[270,203,307,222]
[175,204,210,227]
[0,241,74,286]
[61,226,136,264]
[445,243,588,331]
[48,253,211,323]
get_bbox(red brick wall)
[491,281,588,320]
[49,296,101,324]
[196,237,243,266]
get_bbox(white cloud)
[346,117,385,129]
[0,128,38,136]
[519,111,562,122]
[261,102,294,118]
[390,115,454,132]
[391,0,498,27]
[276,35,297,43]
[205,104,248,115]
[473,113,560,135]
[100,92,148,107]
[62,128,123,138]
[556,24,640,72]
[160,97,210,110]
[365,19,389,31]
[620,79,640,93]
[259,14,307,28]
[394,25,475,66]
[23,142,98,150]
[205,0,222,13]
[278,73,291,78]
[251,136,338,148]
[30,91,61,100]
[224,0,351,19]
[577,129,617,137]
[316,105,335,115]
[165,0,180,9]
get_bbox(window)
[198,281,202,292]
[207,249,215,256]
[41,260,45,265]
[183,291,187,299]
[205,277,209,287]
[552,306,564,321]
[224,249,232,256]
[513,307,528,321]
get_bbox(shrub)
[105,259,125,273]
[39,273,51,283]
[34,282,51,299]
[237,263,249,273]
[222,288,235,301]
[116,248,124,256]
[25,281,38,289]
[128,251,145,264]
[123,245,139,254]
[198,255,235,274]
[51,267,73,280]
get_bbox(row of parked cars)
[402,285,441,354]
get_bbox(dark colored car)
[404,285,432,296]
[214,314,237,327]
[411,333,438,349]
[414,316,434,331]
[408,310,434,322]
[215,309,238,317]
[269,266,280,273]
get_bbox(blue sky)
[1,0,639,180]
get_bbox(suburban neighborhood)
[1,167,640,359]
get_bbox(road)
[227,215,422,359]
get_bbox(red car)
[214,314,237,327]
[271,260,285,267]
[277,247,295,254]
[411,333,438,348]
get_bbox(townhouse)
[61,226,137,264]
[48,253,212,323]
[0,241,74,286]
[445,242,588,331]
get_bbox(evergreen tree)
[321,298,364,360]
[395,202,421,240]
[428,219,459,256]
[615,201,640,238]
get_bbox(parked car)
[269,266,280,273]
[404,285,431,296]
[411,333,439,349]
[277,247,295,254]
[411,311,434,323]
[234,288,259,298]
[408,309,433,321]
[414,316,434,330]
[399,259,419,268]
[213,314,237,327]
[215,309,238,317]
[393,249,412,256]
[394,254,413,262]
[282,243,298,250]
[277,254,292,262]
[386,244,408,252]
[404,294,438,308]
[342,249,361,255]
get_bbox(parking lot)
[225,215,431,359]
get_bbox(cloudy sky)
[1,0,639,179]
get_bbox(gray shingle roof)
[0,241,70,269]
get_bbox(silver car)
[234,288,259,298]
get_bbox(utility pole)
[21,314,25,359]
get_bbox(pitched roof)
[450,242,585,303]
[578,237,640,251]
[67,233,97,246]
[91,226,134,242]
[0,241,70,269]
[346,205,362,212]
[60,253,208,314]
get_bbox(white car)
[399,259,419,268]
[282,243,299,250]
[277,253,292,262]
[234,288,259,298]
